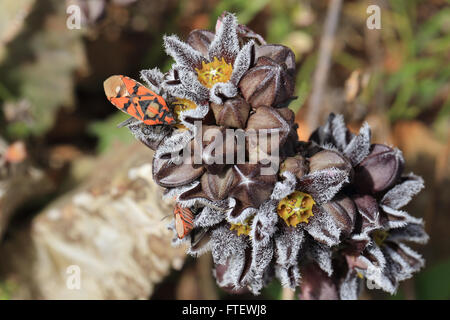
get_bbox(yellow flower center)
[277,191,316,227]
[372,229,389,247]
[172,98,197,129]
[230,217,253,236]
[195,57,233,88]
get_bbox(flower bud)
[321,195,356,236]
[245,106,295,155]
[354,144,404,194]
[255,44,296,76]
[152,156,205,188]
[201,168,236,201]
[352,194,382,232]
[201,125,236,174]
[210,96,250,128]
[187,29,215,57]
[239,56,295,109]
[231,163,277,209]
[308,150,352,174]
[280,155,309,179]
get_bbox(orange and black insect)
[174,203,195,239]
[103,75,175,126]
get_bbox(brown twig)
[197,253,219,299]
[306,0,343,131]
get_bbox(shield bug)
[103,75,175,126]
[173,203,195,239]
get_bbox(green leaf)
[0,280,17,300]
[416,259,450,300]
[290,53,316,114]
[262,278,282,300]
[88,112,135,153]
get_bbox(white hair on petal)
[247,243,273,295]
[299,167,349,205]
[387,223,429,244]
[383,243,425,282]
[351,232,371,243]
[178,104,210,131]
[274,227,304,266]
[187,234,212,257]
[343,122,371,166]
[127,123,171,146]
[163,34,206,69]
[249,200,278,247]
[303,205,341,247]
[362,242,387,271]
[309,241,334,276]
[339,270,362,300]
[245,201,278,294]
[380,205,423,229]
[140,68,164,94]
[209,82,238,104]
[275,264,301,290]
[357,243,399,294]
[381,173,424,210]
[210,225,248,265]
[270,171,297,201]
[319,143,341,153]
[177,196,233,214]
[331,114,349,150]
[274,226,304,288]
[177,67,210,100]
[208,13,239,62]
[213,248,247,289]
[194,206,225,228]
[230,40,254,85]
[154,129,193,159]
[226,205,257,224]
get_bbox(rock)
[0,142,186,299]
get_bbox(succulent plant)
[106,13,427,299]
[298,114,428,299]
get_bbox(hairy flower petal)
[164,35,206,70]
[208,13,240,63]
[140,67,164,94]
[381,173,424,210]
[230,41,254,85]
[304,205,341,247]
[274,225,304,288]
[339,270,362,300]
[343,122,371,166]
[298,167,349,205]
[211,225,248,265]
[387,223,429,244]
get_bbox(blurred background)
[0,0,449,300]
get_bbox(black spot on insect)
[132,84,140,95]
[122,100,131,111]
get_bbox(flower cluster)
[117,13,427,299]
[298,114,428,299]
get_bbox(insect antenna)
[117,117,140,128]
[160,214,172,221]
